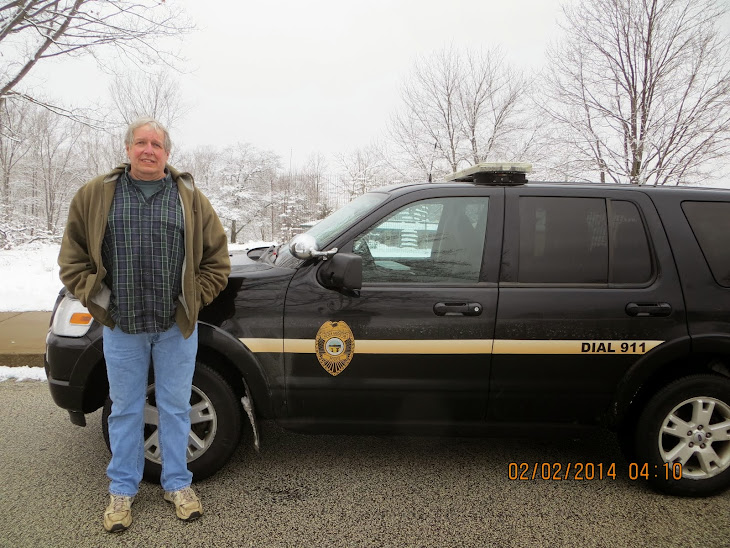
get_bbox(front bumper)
[45,329,106,425]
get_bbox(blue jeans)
[103,323,198,496]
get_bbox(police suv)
[45,163,730,497]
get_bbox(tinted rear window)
[518,197,608,283]
[682,201,730,287]
[610,200,652,284]
[518,197,652,284]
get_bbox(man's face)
[126,125,170,181]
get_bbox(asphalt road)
[2,381,729,548]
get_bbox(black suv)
[45,163,730,497]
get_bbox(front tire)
[634,374,730,497]
[102,361,243,483]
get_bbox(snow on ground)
[0,243,63,312]
[0,366,47,382]
[0,240,273,380]
[0,241,272,312]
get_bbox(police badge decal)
[315,321,355,376]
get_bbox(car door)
[282,187,503,428]
[489,187,688,424]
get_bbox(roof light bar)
[444,162,532,185]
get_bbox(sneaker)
[103,494,134,533]
[164,487,203,521]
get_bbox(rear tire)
[102,361,243,483]
[634,374,730,497]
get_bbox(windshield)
[273,192,388,267]
[306,192,388,248]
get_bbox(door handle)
[433,302,483,316]
[625,302,672,317]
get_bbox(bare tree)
[459,49,526,165]
[78,126,125,178]
[390,47,462,175]
[302,153,326,202]
[336,146,386,198]
[0,1,192,113]
[212,142,280,243]
[24,108,86,232]
[389,46,531,178]
[543,0,730,185]
[176,145,222,193]
[0,104,86,245]
[109,70,188,130]
[0,96,32,216]
[388,109,437,181]
[299,152,331,220]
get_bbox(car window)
[354,197,489,283]
[273,192,388,267]
[519,197,608,283]
[682,201,730,287]
[609,200,652,284]
[518,197,653,284]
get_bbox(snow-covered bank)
[0,240,275,379]
[0,241,273,312]
[0,243,62,311]
[0,366,47,382]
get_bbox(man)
[58,118,230,532]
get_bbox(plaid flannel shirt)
[102,170,185,334]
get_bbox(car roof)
[374,179,730,197]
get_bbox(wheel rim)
[143,383,218,464]
[658,396,730,480]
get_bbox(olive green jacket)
[58,164,230,338]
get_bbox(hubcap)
[658,396,730,480]
[143,383,218,464]
[693,430,707,444]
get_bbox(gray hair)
[124,117,172,153]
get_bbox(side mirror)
[317,253,362,291]
[289,233,338,260]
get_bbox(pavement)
[4,381,730,547]
[0,311,51,367]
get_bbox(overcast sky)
[30,0,564,168]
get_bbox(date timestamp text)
[507,462,683,481]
